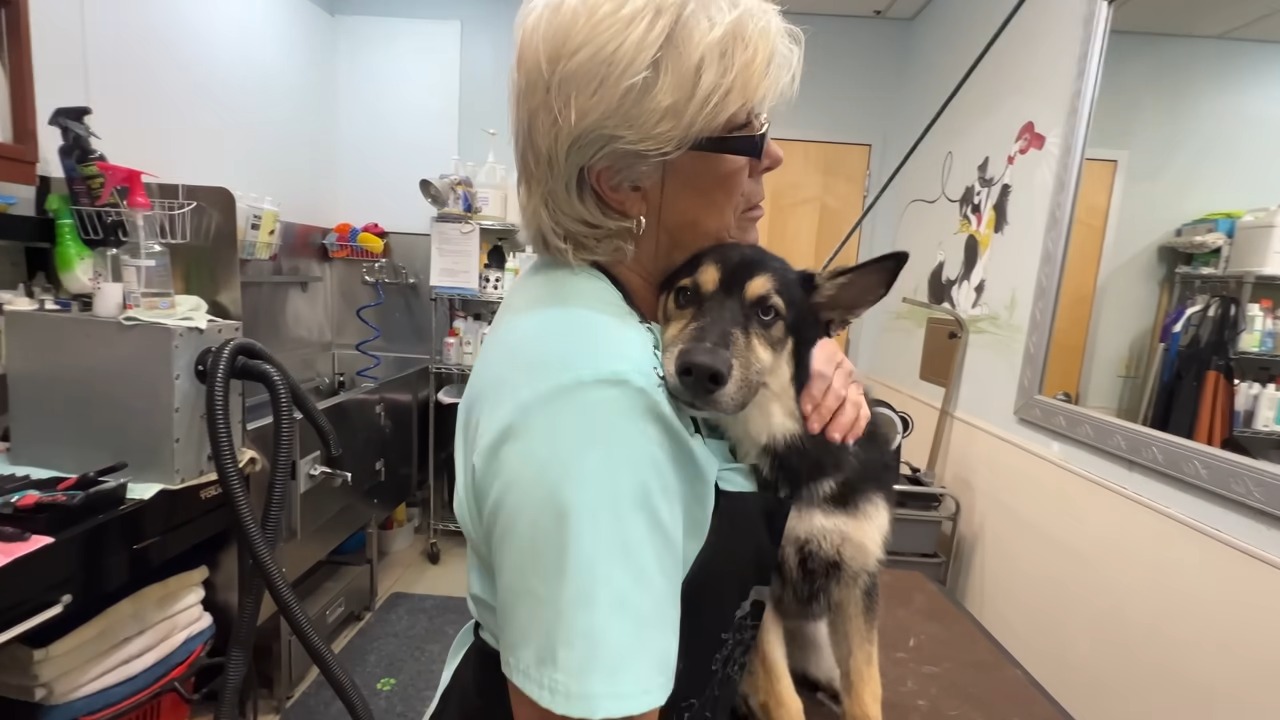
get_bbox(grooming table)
[802,569,1072,720]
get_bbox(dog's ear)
[809,252,910,328]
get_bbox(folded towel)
[0,567,208,670]
[0,601,205,688]
[0,627,214,720]
[44,611,212,705]
[119,295,221,330]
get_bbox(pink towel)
[0,533,53,567]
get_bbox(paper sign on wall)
[430,222,480,290]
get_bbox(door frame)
[1073,148,1127,406]
[768,136,873,357]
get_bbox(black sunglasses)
[690,115,771,160]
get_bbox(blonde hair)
[512,0,803,264]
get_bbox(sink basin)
[245,350,431,427]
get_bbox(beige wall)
[874,379,1280,720]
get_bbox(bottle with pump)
[96,162,177,316]
[475,129,508,221]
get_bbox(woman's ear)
[587,164,647,220]
[811,251,911,327]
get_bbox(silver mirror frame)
[1014,0,1280,518]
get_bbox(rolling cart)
[425,218,519,564]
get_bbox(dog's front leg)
[830,575,883,720]
[744,603,805,720]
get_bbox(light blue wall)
[332,0,520,170]
[333,2,904,200]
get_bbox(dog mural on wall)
[925,121,1046,316]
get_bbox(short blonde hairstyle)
[512,0,804,264]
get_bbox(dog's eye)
[756,305,778,322]
[673,286,694,309]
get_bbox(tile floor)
[192,534,468,720]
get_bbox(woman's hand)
[800,338,870,444]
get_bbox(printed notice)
[429,221,480,290]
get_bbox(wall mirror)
[1019,0,1280,517]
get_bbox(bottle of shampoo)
[1263,299,1276,354]
[1253,383,1279,431]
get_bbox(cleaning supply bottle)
[1240,303,1265,352]
[1235,381,1251,429]
[97,162,177,316]
[45,194,95,295]
[47,107,104,210]
[1263,299,1276,354]
[475,129,508,221]
[1253,383,1279,431]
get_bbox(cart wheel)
[427,541,441,565]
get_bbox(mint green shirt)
[425,259,755,719]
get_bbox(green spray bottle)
[45,193,95,295]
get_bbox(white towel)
[0,567,208,669]
[119,295,221,330]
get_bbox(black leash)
[821,0,1031,270]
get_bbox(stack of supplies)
[0,567,214,720]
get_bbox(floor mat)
[283,592,471,720]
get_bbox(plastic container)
[1240,303,1264,352]
[235,192,282,260]
[378,523,416,555]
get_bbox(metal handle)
[309,464,352,487]
[0,595,72,647]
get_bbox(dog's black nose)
[675,347,732,398]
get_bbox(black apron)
[429,483,788,720]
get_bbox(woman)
[427,2,870,718]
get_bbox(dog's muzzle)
[674,346,732,403]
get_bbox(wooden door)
[1042,158,1118,401]
[758,139,870,349]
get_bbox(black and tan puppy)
[658,244,908,720]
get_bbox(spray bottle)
[45,194,95,295]
[48,107,128,243]
[96,162,177,316]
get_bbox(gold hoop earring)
[633,215,646,236]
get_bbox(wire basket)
[72,199,199,243]
[239,238,281,261]
[324,228,388,260]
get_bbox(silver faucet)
[362,259,417,286]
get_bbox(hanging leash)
[821,0,1031,270]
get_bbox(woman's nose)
[760,139,784,174]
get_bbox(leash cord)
[820,0,1031,270]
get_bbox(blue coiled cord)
[355,281,384,383]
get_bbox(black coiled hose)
[214,355,295,720]
[201,338,372,720]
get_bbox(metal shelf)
[1236,352,1280,361]
[1235,428,1280,439]
[430,363,473,375]
[431,289,503,302]
[433,215,520,233]
[242,275,323,285]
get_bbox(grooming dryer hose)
[200,338,371,720]
[356,281,384,383]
